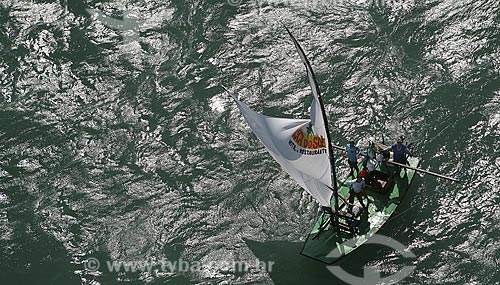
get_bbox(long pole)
[385,160,460,182]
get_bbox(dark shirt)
[391,143,409,163]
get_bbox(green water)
[1,0,499,284]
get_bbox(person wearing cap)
[345,140,360,176]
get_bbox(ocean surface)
[1,0,499,284]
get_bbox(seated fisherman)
[360,166,369,179]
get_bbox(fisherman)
[345,140,360,176]
[360,166,369,179]
[348,175,374,212]
[376,151,385,163]
[383,136,413,175]
[362,141,377,168]
[366,158,377,185]
[391,136,412,164]
[375,148,389,174]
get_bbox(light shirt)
[367,159,377,172]
[352,179,366,193]
[345,144,359,162]
[376,153,384,163]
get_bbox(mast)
[284,27,340,225]
[318,93,340,221]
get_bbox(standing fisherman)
[366,158,377,186]
[383,136,413,175]
[363,141,377,168]
[345,140,360,176]
[391,137,412,164]
[347,175,374,213]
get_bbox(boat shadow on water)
[244,239,336,284]
[244,238,399,285]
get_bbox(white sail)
[227,27,337,207]
[229,91,332,207]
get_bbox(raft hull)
[300,156,421,264]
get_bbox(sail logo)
[291,125,326,150]
[289,124,327,155]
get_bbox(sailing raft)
[226,27,458,264]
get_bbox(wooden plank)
[372,141,391,150]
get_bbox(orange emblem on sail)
[291,128,326,150]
